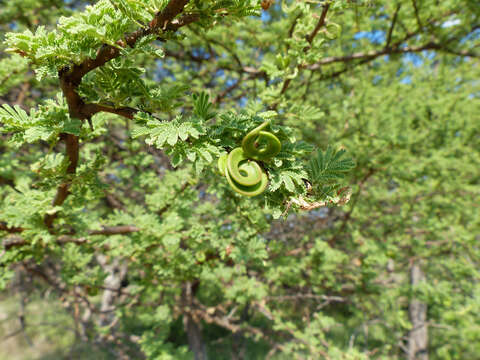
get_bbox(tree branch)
[306,3,330,45]
[411,0,423,30]
[2,225,140,251]
[306,41,478,72]
[45,0,197,229]
[65,0,192,85]
[385,4,402,48]
[44,133,79,229]
[82,103,138,120]
[89,225,140,236]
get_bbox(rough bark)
[408,262,428,360]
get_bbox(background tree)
[0,0,479,359]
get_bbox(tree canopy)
[0,0,479,359]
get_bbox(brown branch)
[307,41,478,72]
[158,181,189,216]
[411,0,423,30]
[386,4,402,48]
[305,9,478,76]
[165,12,200,31]
[188,300,268,342]
[65,0,192,85]
[278,78,291,98]
[187,297,332,358]
[82,103,138,120]
[56,236,88,245]
[14,82,30,106]
[164,48,265,78]
[59,0,196,120]
[104,192,126,211]
[281,10,303,68]
[89,225,140,236]
[2,236,28,251]
[306,3,330,45]
[164,48,208,63]
[44,0,196,230]
[437,46,480,58]
[317,58,367,81]
[195,28,244,69]
[44,133,79,228]
[288,13,302,39]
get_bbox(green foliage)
[192,92,216,120]
[307,146,355,195]
[0,55,29,96]
[0,94,80,146]
[0,0,479,359]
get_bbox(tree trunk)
[184,312,208,360]
[407,262,428,360]
[183,282,208,360]
[97,255,128,327]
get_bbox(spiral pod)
[218,121,281,196]
[241,120,281,161]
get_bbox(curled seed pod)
[218,121,281,197]
[218,153,228,176]
[241,121,281,161]
[227,148,263,186]
[219,148,268,197]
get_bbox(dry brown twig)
[282,187,352,216]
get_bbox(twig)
[306,3,330,45]
[386,4,402,48]
[89,225,140,235]
[411,0,422,30]
[266,294,346,302]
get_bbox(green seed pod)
[218,121,281,196]
[241,121,281,161]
